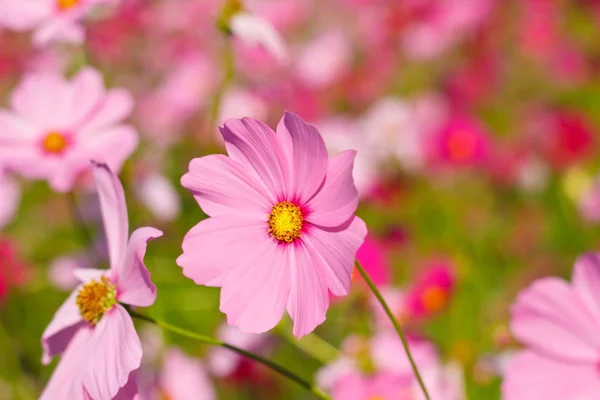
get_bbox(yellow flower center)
[268,201,303,243]
[57,0,80,10]
[369,397,385,400]
[76,276,117,326]
[42,131,69,154]
[421,286,447,313]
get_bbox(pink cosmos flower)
[0,67,138,192]
[355,234,392,287]
[295,30,351,89]
[0,0,115,46]
[0,239,31,304]
[230,12,288,63]
[579,178,600,223]
[0,170,20,230]
[405,261,456,318]
[40,162,162,399]
[178,112,367,338]
[159,348,216,400]
[503,253,600,399]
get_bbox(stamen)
[76,276,117,326]
[57,0,80,10]
[268,201,303,243]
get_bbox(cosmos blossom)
[158,348,216,400]
[0,67,138,192]
[503,253,600,399]
[0,0,114,46]
[0,169,20,230]
[178,112,367,338]
[40,163,162,399]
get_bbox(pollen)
[268,201,304,243]
[42,131,69,154]
[421,286,447,313]
[57,0,80,10]
[76,276,117,326]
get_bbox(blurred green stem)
[129,310,331,400]
[355,260,431,400]
[275,319,340,364]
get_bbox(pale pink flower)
[295,30,351,89]
[207,323,270,378]
[0,0,115,46]
[503,253,600,399]
[216,88,268,142]
[0,67,138,192]
[230,12,288,63]
[178,112,367,338]
[160,348,216,400]
[48,253,90,291]
[579,178,600,223]
[0,170,20,230]
[40,162,162,399]
[136,172,181,223]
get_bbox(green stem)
[129,310,331,400]
[355,261,431,400]
[275,319,340,364]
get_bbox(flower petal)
[117,227,162,307]
[276,112,328,203]
[161,348,216,400]
[502,351,600,400]
[220,117,289,201]
[93,162,129,271]
[220,241,291,334]
[572,252,600,328]
[70,67,107,129]
[0,172,20,230]
[510,277,600,363]
[0,110,37,141]
[82,305,142,400]
[81,125,139,175]
[181,154,272,218]
[302,217,367,296]
[306,150,359,227]
[73,268,107,284]
[177,216,270,287]
[286,242,329,338]
[41,288,85,364]
[40,326,93,400]
[79,89,134,135]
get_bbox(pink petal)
[510,277,600,363]
[73,268,107,283]
[81,125,139,175]
[177,216,270,287]
[572,253,600,328]
[502,351,600,400]
[161,348,216,400]
[302,217,367,296]
[40,326,93,400]
[10,72,71,128]
[93,162,129,271]
[181,154,272,218]
[220,241,291,334]
[275,112,328,203]
[82,305,142,400]
[33,18,85,47]
[70,67,106,129]
[117,227,162,307]
[41,288,85,364]
[112,372,139,400]
[220,117,289,201]
[79,89,134,135]
[286,242,329,338]
[305,150,359,227]
[0,110,37,141]
[0,172,20,230]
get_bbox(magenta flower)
[0,0,113,46]
[503,253,600,399]
[40,162,162,399]
[0,67,138,192]
[178,112,367,338]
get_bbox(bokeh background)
[1,0,600,398]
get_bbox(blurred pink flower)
[0,239,30,303]
[579,178,600,223]
[48,253,90,291]
[40,163,162,399]
[208,324,270,380]
[406,261,456,318]
[0,0,115,46]
[332,372,413,400]
[245,0,312,31]
[0,170,20,230]
[0,68,138,192]
[230,12,288,63]
[428,116,492,167]
[216,87,268,141]
[160,348,216,400]
[136,172,181,223]
[295,30,351,89]
[503,253,600,399]
[177,112,367,338]
[355,234,392,287]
